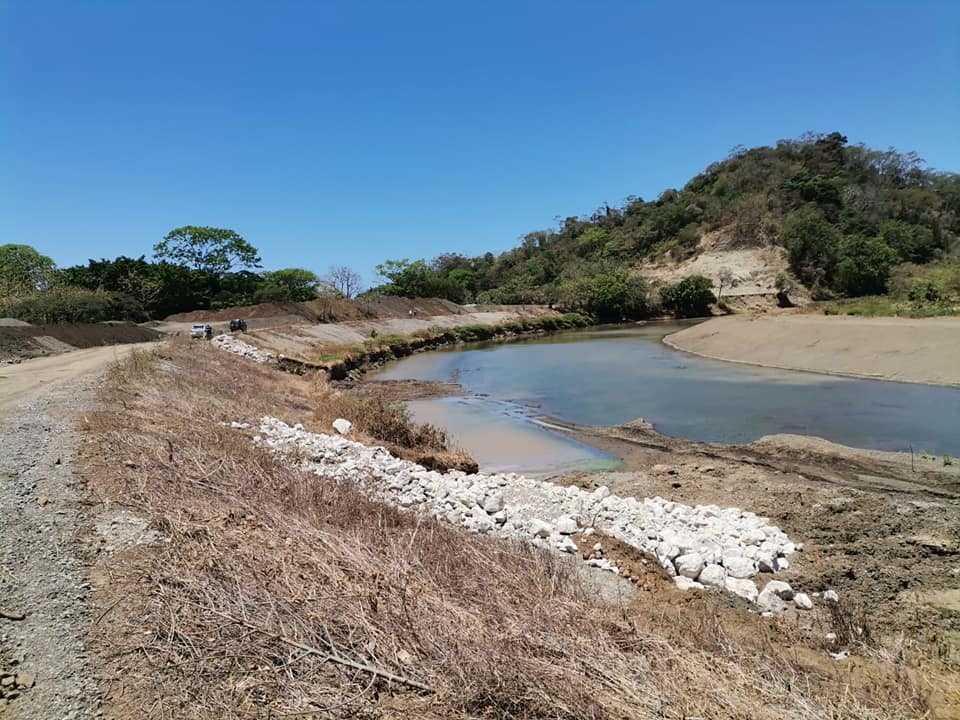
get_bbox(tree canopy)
[0,244,56,296]
[153,226,261,275]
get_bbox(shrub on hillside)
[879,220,939,264]
[659,275,716,318]
[557,270,651,320]
[781,207,841,290]
[834,235,899,297]
[0,286,146,323]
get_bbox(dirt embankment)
[244,307,560,362]
[665,314,960,386]
[163,295,529,324]
[0,324,162,364]
[78,341,951,719]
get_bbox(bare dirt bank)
[664,314,960,386]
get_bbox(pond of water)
[372,323,960,474]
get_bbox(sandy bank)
[664,314,960,386]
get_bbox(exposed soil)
[637,228,812,305]
[0,324,162,363]
[665,314,960,386]
[561,422,960,679]
[163,295,487,323]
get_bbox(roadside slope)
[664,315,960,386]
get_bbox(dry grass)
[81,338,932,719]
[312,377,476,472]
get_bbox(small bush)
[660,275,716,318]
[834,235,898,297]
[907,279,944,303]
[557,270,651,320]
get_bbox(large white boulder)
[332,418,353,435]
[482,493,504,514]
[699,563,727,589]
[793,593,813,610]
[674,576,705,591]
[757,580,796,613]
[555,515,578,535]
[722,553,757,579]
[529,519,553,538]
[763,580,794,600]
[674,552,705,579]
[724,577,759,603]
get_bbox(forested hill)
[372,132,960,318]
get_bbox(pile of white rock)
[253,416,813,612]
[212,333,276,364]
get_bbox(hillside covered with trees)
[371,133,960,318]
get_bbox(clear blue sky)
[2,1,958,284]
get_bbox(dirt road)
[0,342,158,417]
[664,314,960,386]
[0,342,158,718]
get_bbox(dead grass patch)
[312,376,476,472]
[80,339,933,719]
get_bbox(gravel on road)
[0,378,102,719]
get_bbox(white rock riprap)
[212,333,276,364]
[253,417,809,610]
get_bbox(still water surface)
[373,323,960,474]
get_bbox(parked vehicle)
[190,323,213,339]
[229,319,248,333]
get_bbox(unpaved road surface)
[0,342,157,417]
[0,344,156,717]
[665,314,960,386]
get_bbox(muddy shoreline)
[664,314,960,387]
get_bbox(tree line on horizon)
[3,132,959,324]
[0,226,364,323]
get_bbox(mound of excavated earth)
[253,417,813,612]
[0,323,161,363]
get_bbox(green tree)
[660,275,716,318]
[0,244,56,296]
[154,226,261,275]
[834,235,899,297]
[781,208,841,290]
[374,259,452,299]
[558,270,650,319]
[255,268,321,302]
[878,220,938,263]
